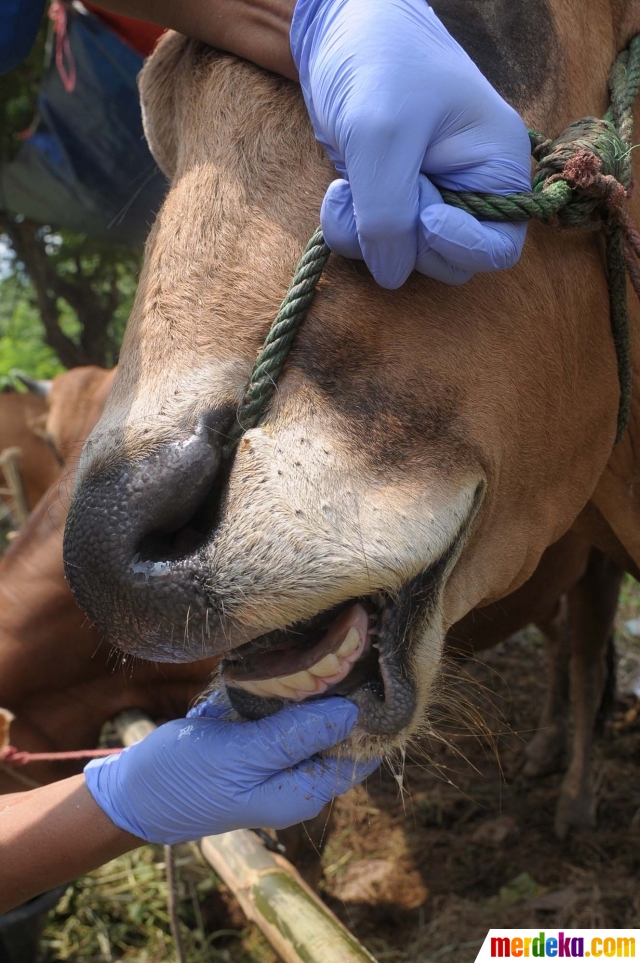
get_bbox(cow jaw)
[212,466,474,748]
[220,576,444,745]
[223,603,372,701]
[64,405,482,751]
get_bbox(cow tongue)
[223,604,370,702]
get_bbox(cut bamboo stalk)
[112,708,378,963]
[113,708,157,747]
[201,831,377,963]
[0,447,29,527]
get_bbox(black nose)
[63,411,230,660]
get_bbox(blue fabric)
[0,0,46,75]
[0,4,167,245]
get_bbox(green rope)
[225,33,640,455]
[223,227,330,455]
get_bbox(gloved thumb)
[321,178,363,260]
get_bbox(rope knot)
[532,117,630,227]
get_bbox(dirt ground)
[41,583,640,963]
[320,626,640,963]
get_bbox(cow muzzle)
[63,412,237,661]
[64,410,478,741]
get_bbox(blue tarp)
[0,4,167,246]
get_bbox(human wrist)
[84,754,153,842]
[0,776,138,913]
[214,0,298,80]
[92,0,298,79]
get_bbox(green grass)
[616,573,640,651]
[41,845,276,963]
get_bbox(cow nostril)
[135,457,232,564]
[63,407,236,656]
[120,408,234,566]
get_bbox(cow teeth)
[309,653,341,676]
[337,627,360,658]
[247,679,297,699]
[279,670,318,692]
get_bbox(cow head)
[63,10,640,756]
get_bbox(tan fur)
[0,367,218,792]
[0,392,59,511]
[73,5,640,752]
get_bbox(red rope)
[48,1,77,93]
[0,745,122,767]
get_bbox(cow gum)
[231,626,365,701]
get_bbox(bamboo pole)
[113,708,157,747]
[0,447,29,527]
[201,831,376,963]
[112,709,377,963]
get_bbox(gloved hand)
[291,0,532,288]
[84,694,378,845]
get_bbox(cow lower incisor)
[62,0,640,830]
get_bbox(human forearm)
[91,0,298,79]
[0,775,139,913]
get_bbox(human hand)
[84,694,378,845]
[291,0,532,287]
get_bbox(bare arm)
[0,775,139,913]
[91,0,298,79]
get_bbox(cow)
[60,2,640,835]
[0,386,60,519]
[0,371,620,839]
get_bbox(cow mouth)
[222,558,448,735]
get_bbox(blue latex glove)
[85,695,378,845]
[290,0,532,287]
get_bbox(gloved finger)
[295,754,381,801]
[242,697,359,774]
[320,179,363,260]
[416,174,475,285]
[252,755,381,830]
[415,245,475,286]
[419,204,527,274]
[343,100,427,288]
[187,689,234,720]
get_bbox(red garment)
[84,4,164,57]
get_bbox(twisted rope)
[226,34,640,453]
[223,228,330,455]
[0,744,122,766]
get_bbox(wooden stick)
[164,843,188,963]
[201,831,376,963]
[112,709,377,963]
[0,447,29,527]
[113,709,156,747]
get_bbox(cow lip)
[221,600,377,697]
[222,587,416,732]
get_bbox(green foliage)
[44,228,141,357]
[41,845,274,963]
[0,10,141,371]
[0,15,47,164]
[0,273,64,379]
[0,221,140,372]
